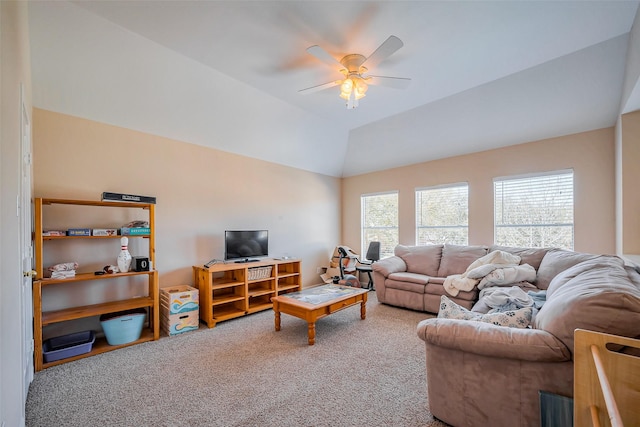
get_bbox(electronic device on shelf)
[204,259,218,268]
[224,230,268,262]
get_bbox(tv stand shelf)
[193,259,301,328]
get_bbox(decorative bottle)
[117,236,132,273]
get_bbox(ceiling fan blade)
[298,80,342,95]
[362,35,404,70]
[306,45,346,72]
[366,75,411,89]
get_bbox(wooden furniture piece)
[574,329,640,427]
[33,198,159,371]
[193,259,301,328]
[271,284,368,345]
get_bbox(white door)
[20,84,34,403]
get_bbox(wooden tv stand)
[193,259,301,328]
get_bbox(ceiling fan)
[299,35,411,109]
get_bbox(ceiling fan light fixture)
[340,78,353,93]
[339,76,367,109]
[300,35,410,110]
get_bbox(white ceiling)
[28,1,640,177]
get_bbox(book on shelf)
[42,230,66,237]
[102,192,156,204]
[92,228,118,236]
[120,227,151,235]
[67,228,91,236]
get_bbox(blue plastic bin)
[43,330,95,363]
[100,309,146,345]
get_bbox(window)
[494,171,574,249]
[361,192,398,258]
[416,184,468,245]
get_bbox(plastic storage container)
[42,330,96,363]
[100,308,146,345]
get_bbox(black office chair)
[355,241,381,290]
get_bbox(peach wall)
[343,128,616,255]
[622,110,640,255]
[33,109,341,291]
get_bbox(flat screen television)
[224,230,269,262]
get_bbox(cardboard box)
[320,267,342,283]
[67,228,91,236]
[161,311,199,336]
[120,227,151,235]
[92,228,118,236]
[160,285,199,315]
[43,230,66,237]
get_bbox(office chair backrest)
[366,241,381,262]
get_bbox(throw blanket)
[472,286,544,323]
[474,286,534,312]
[443,250,521,296]
[477,264,536,289]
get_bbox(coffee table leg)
[307,322,316,345]
[274,305,281,332]
[360,300,366,320]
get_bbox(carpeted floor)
[26,291,448,427]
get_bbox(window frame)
[360,191,399,259]
[415,182,469,246]
[493,169,574,250]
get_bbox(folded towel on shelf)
[50,270,76,279]
[47,262,78,272]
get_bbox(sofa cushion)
[388,272,430,285]
[437,244,488,277]
[545,255,624,299]
[372,256,407,277]
[386,278,427,293]
[438,295,532,328]
[535,249,598,289]
[534,257,640,353]
[489,245,550,271]
[395,244,442,277]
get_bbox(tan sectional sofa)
[373,244,640,427]
[372,243,548,313]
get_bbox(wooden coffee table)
[271,284,368,345]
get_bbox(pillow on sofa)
[437,244,488,277]
[394,244,443,277]
[438,295,532,328]
[535,249,598,289]
[489,245,550,270]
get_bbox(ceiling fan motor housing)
[340,53,367,75]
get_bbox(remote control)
[204,259,217,268]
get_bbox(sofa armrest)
[371,256,407,278]
[416,318,571,362]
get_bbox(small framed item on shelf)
[133,257,150,271]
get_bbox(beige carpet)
[26,291,448,427]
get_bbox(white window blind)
[416,184,468,245]
[494,171,574,249]
[361,192,398,258]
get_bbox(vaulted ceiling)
[28,1,640,177]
